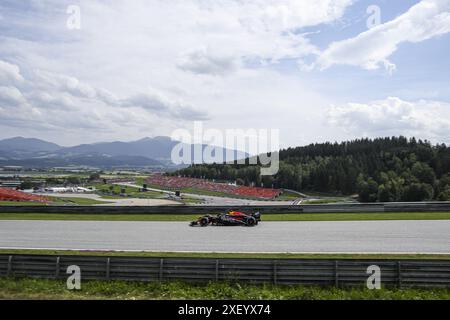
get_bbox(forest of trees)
[175,137,450,202]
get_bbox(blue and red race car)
[190,210,261,227]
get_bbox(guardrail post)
[215,259,219,281]
[7,255,13,277]
[159,258,164,282]
[106,258,111,280]
[273,261,278,285]
[397,261,402,288]
[334,261,339,287]
[55,257,60,279]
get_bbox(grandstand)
[146,174,281,199]
[0,187,49,203]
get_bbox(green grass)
[0,213,199,221]
[0,211,449,222]
[145,184,346,202]
[301,190,354,197]
[135,177,145,186]
[0,277,449,300]
[49,197,111,205]
[94,184,166,199]
[95,183,201,204]
[0,197,110,206]
[1,249,449,260]
[179,197,204,204]
[0,201,48,206]
[274,191,303,201]
[179,187,242,198]
[301,199,343,204]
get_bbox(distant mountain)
[60,136,176,160]
[60,136,247,162]
[0,137,61,153]
[0,154,162,168]
[0,150,8,160]
[0,136,247,168]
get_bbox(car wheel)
[246,217,256,227]
[199,217,210,227]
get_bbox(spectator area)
[146,174,281,199]
[0,187,49,203]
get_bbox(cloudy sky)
[0,0,449,148]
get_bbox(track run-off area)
[0,220,449,254]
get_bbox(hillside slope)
[175,137,450,202]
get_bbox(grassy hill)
[175,137,450,202]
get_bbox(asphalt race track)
[0,220,449,253]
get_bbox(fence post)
[273,260,278,285]
[334,261,339,287]
[106,258,111,280]
[397,261,402,288]
[7,255,13,276]
[215,259,219,281]
[159,258,164,282]
[55,257,60,279]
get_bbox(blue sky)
[0,0,449,148]
[303,0,420,45]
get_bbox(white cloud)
[173,0,351,67]
[29,91,77,110]
[121,91,208,120]
[0,60,24,84]
[316,0,450,72]
[35,71,105,101]
[1,1,449,147]
[0,60,208,134]
[5,0,351,76]
[177,47,240,76]
[327,97,450,143]
[0,86,27,106]
[0,1,355,145]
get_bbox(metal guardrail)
[0,202,449,214]
[1,254,449,288]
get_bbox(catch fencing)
[1,254,449,288]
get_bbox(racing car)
[189,210,261,227]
